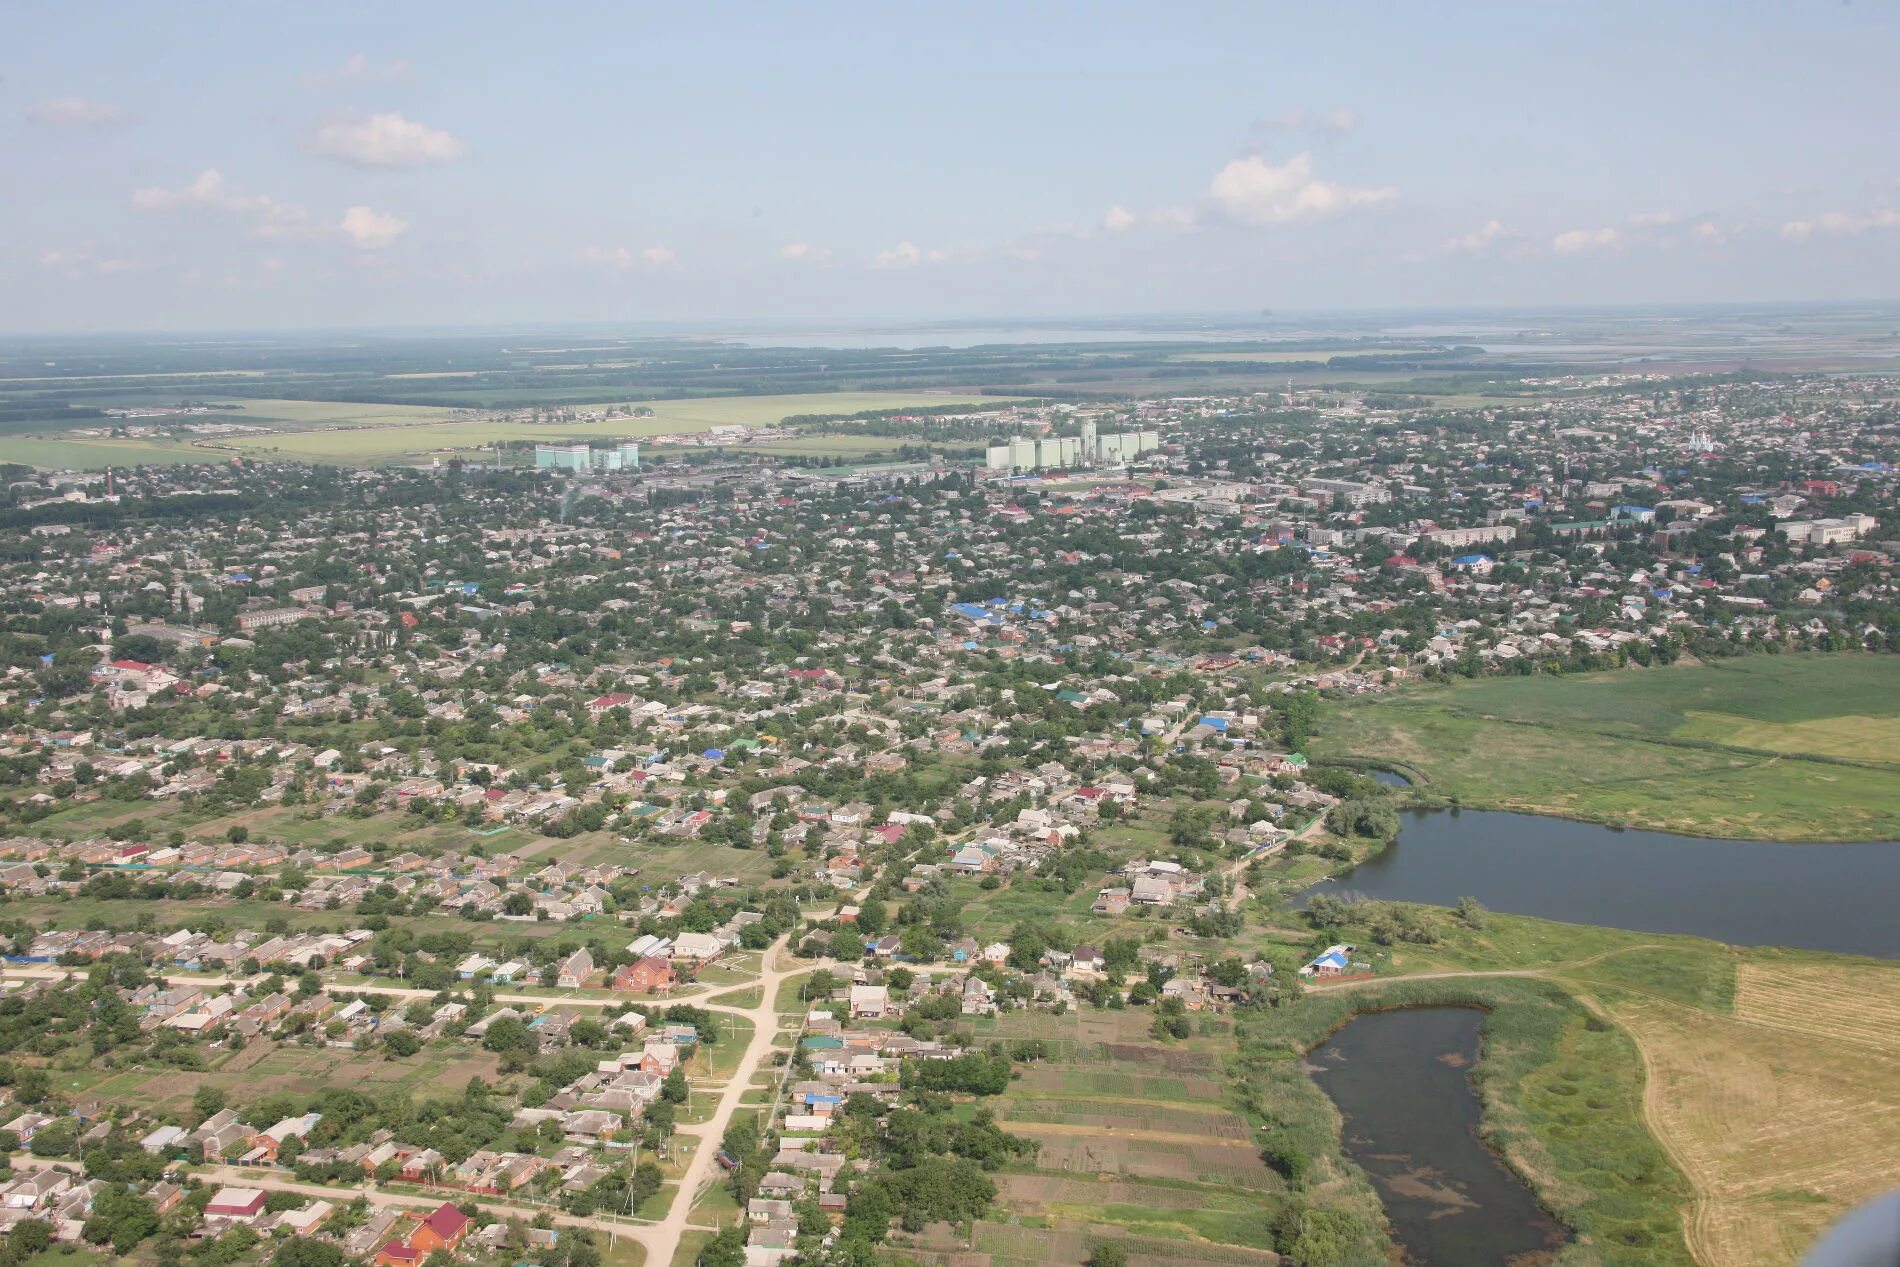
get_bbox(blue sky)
[4,1,1898,331]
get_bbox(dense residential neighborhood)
[0,370,1890,1267]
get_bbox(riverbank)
[1311,654,1900,841]
[1233,970,1690,1266]
[1266,907,1900,1267]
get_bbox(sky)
[4,0,1899,333]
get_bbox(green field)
[215,391,1012,463]
[0,391,1014,469]
[0,436,211,468]
[1312,655,1900,839]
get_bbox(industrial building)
[984,419,1159,472]
[534,442,641,472]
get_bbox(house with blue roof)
[1299,944,1357,979]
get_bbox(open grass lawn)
[1312,654,1900,839]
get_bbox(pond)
[1308,1006,1567,1265]
[1309,809,1900,958]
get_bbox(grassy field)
[0,436,209,467]
[1312,655,1900,839]
[0,390,1013,469]
[214,391,1011,463]
[71,1037,502,1118]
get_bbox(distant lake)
[1308,1007,1567,1265]
[1309,810,1900,957]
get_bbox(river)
[1307,1007,1567,1265]
[1308,809,1900,958]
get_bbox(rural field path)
[1303,942,1673,993]
[639,933,807,1267]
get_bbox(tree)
[383,1030,422,1058]
[1088,1243,1128,1267]
[696,1226,746,1267]
[193,1085,227,1120]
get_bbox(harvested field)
[1610,959,1900,1267]
[1734,959,1900,1053]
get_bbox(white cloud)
[1552,226,1623,254]
[37,247,136,276]
[1446,219,1507,252]
[131,169,313,239]
[1781,209,1900,239]
[578,244,677,270]
[1004,246,1042,261]
[1103,205,1137,233]
[1251,107,1358,137]
[873,241,944,269]
[338,205,408,249]
[780,242,832,262]
[1207,153,1395,227]
[24,97,132,128]
[300,53,412,88]
[1627,211,1681,227]
[1692,220,1725,243]
[307,112,465,167]
[1254,108,1310,132]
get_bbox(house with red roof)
[376,1202,471,1266]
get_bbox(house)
[848,984,889,1020]
[205,1187,267,1220]
[346,1209,405,1260]
[612,956,675,994]
[408,1202,472,1254]
[556,947,595,989]
[669,931,725,965]
[3,1171,68,1210]
[1299,944,1356,979]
